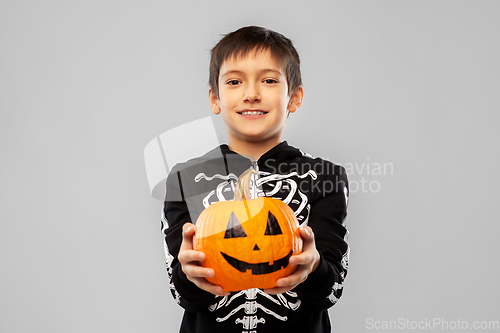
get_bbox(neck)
[227,138,281,161]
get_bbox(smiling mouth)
[237,110,268,115]
[220,250,293,275]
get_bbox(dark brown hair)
[209,26,302,98]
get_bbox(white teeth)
[241,111,265,115]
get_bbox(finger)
[292,234,321,273]
[289,244,316,266]
[298,226,314,242]
[292,226,318,264]
[189,277,229,297]
[180,223,195,250]
[183,264,215,279]
[275,265,308,288]
[264,285,296,295]
[178,249,206,266]
[264,267,308,294]
[183,222,195,238]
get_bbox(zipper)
[250,160,259,198]
[251,160,259,172]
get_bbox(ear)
[287,86,304,114]
[208,86,221,115]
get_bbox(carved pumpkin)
[193,168,302,292]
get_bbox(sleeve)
[293,164,349,310]
[161,168,217,312]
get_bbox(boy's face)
[209,49,303,149]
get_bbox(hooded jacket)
[162,141,349,333]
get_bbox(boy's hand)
[178,223,229,297]
[264,226,320,295]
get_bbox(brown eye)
[264,211,282,235]
[224,212,247,238]
[227,80,240,85]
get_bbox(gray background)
[1,1,499,332]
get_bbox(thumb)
[299,226,314,240]
[181,222,195,249]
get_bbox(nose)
[243,83,261,102]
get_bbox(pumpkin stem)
[234,168,258,201]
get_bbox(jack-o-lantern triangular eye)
[224,212,247,238]
[265,211,282,235]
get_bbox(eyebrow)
[220,68,283,78]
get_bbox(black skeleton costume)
[162,141,349,333]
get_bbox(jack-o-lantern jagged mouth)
[220,250,294,275]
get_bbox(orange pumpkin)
[193,168,302,292]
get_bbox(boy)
[162,26,349,333]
